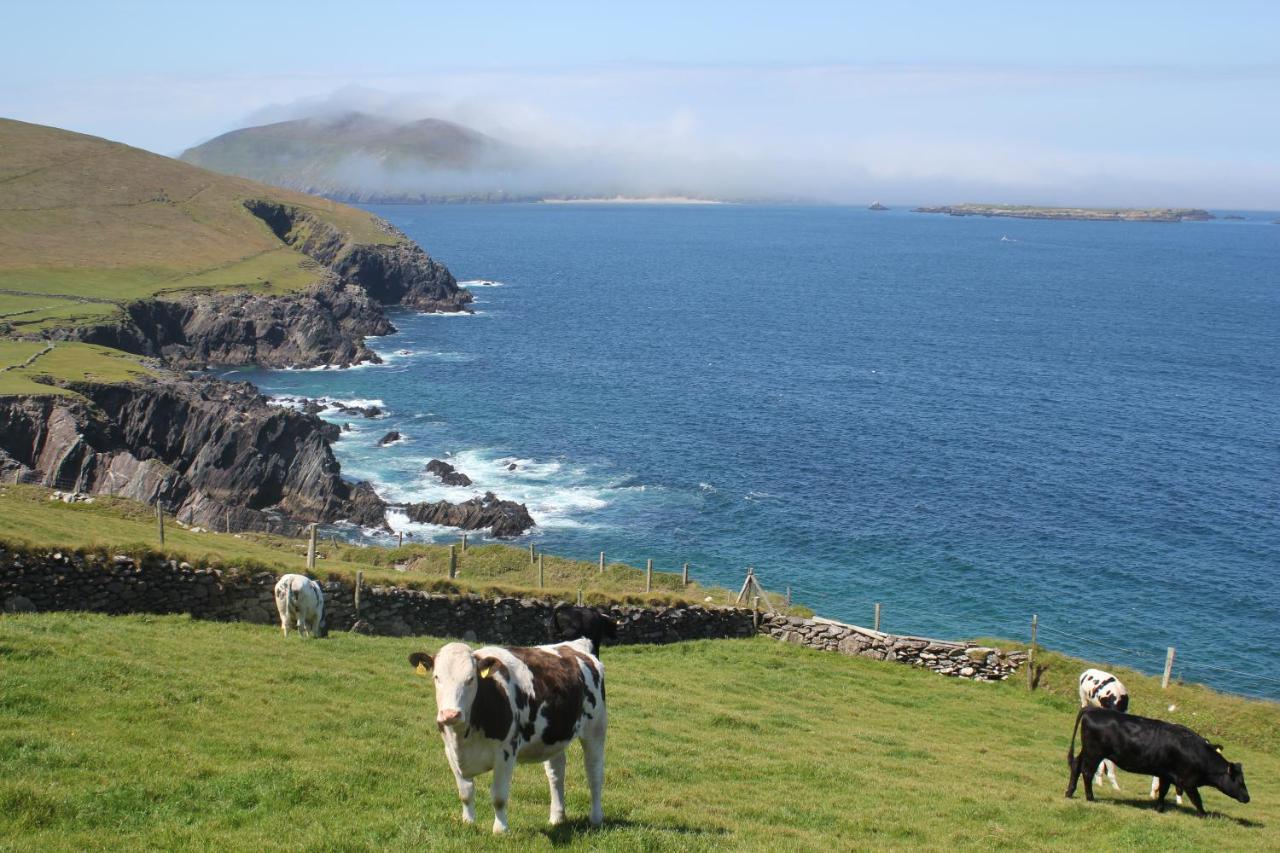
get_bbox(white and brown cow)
[408,637,607,833]
[273,573,325,638]
[1078,668,1129,791]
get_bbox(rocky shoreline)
[0,202,540,538]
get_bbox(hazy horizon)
[5,2,1280,208]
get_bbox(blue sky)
[5,2,1279,206]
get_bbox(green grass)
[0,485,774,609]
[0,117,405,380]
[0,614,1273,851]
[0,342,155,397]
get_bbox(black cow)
[551,606,618,656]
[1065,707,1249,815]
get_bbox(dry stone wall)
[760,613,1026,681]
[0,548,754,647]
[0,547,1026,681]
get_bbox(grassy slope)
[0,118,398,335]
[0,342,154,397]
[0,485,748,608]
[0,614,1274,851]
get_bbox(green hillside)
[180,112,515,198]
[0,614,1273,851]
[0,118,399,337]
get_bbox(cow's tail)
[1067,706,1085,767]
[285,580,296,619]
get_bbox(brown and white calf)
[273,573,324,638]
[1078,668,1129,791]
[408,637,607,833]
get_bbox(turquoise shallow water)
[235,204,1280,698]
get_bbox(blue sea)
[234,204,1280,698]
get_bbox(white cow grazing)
[408,637,607,833]
[273,573,325,638]
[1078,668,1130,791]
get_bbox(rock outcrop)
[425,458,472,486]
[401,491,533,538]
[378,431,402,446]
[62,278,390,369]
[243,200,472,313]
[0,375,387,534]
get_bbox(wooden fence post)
[156,503,165,546]
[1027,614,1038,691]
[449,544,457,579]
[645,559,653,593]
[461,533,468,553]
[538,554,545,588]
[397,531,403,548]
[307,524,317,571]
[225,506,231,535]
[874,602,881,632]
[577,588,584,606]
[683,562,690,586]
[752,595,761,629]
[1162,646,1176,689]
[530,543,536,564]
[785,586,791,608]
[354,570,363,616]
[599,551,605,574]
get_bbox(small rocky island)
[914,203,1213,222]
[868,201,889,211]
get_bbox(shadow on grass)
[1102,797,1263,828]
[541,815,732,846]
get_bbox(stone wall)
[759,613,1027,681]
[0,547,755,647]
[0,547,1026,681]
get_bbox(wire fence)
[4,472,1276,698]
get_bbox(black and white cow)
[408,637,607,833]
[273,573,325,638]
[1078,668,1130,791]
[1065,707,1250,815]
[551,606,619,656]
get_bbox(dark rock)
[0,375,389,534]
[506,462,517,471]
[425,459,473,487]
[4,595,36,613]
[402,491,534,538]
[378,431,402,447]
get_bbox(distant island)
[913,203,1213,222]
[540,196,724,205]
[868,201,889,211]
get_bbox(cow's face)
[409,643,499,731]
[1218,761,1250,804]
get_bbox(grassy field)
[0,342,155,398]
[0,613,1273,851]
[0,117,400,350]
[0,485,763,609]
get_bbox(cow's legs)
[544,750,567,825]
[1153,776,1171,812]
[1100,759,1120,791]
[1185,787,1206,816]
[1080,754,1101,801]
[491,755,516,833]
[581,732,605,827]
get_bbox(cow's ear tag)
[479,665,492,679]
[1216,747,1224,754]
[415,662,429,677]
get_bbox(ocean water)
[235,205,1280,698]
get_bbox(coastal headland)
[0,118,534,538]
